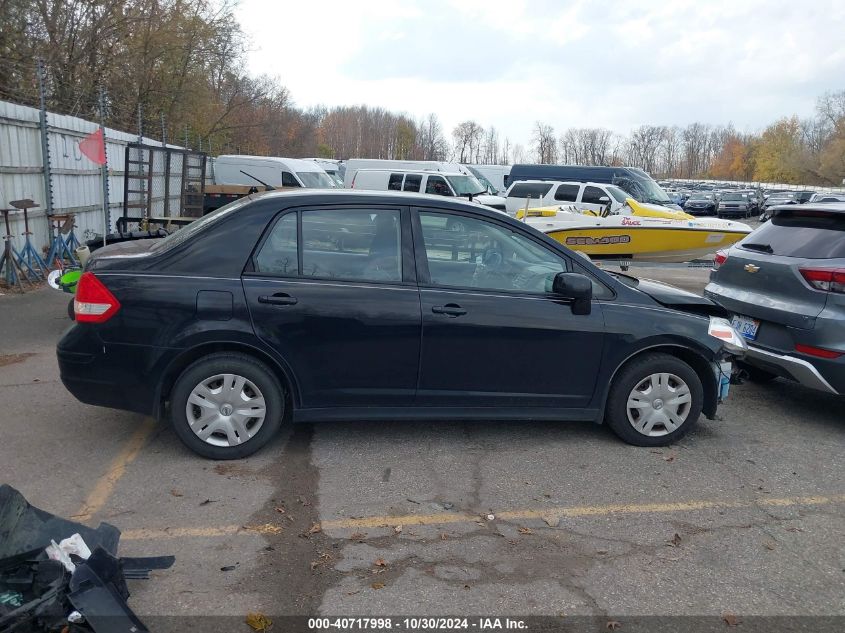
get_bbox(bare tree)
[418,113,449,161]
[452,120,483,163]
[531,121,557,164]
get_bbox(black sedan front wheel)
[605,353,703,446]
[169,352,284,459]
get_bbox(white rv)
[213,155,337,189]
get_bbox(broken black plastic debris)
[0,484,174,633]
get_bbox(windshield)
[721,193,746,201]
[689,193,712,200]
[296,171,337,189]
[612,173,671,204]
[466,166,497,194]
[151,196,252,252]
[606,185,628,203]
[446,175,486,196]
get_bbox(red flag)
[79,128,106,165]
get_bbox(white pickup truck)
[504,180,629,216]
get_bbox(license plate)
[731,315,760,340]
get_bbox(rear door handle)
[258,293,298,306]
[431,303,466,317]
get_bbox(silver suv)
[705,203,845,394]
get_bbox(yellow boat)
[522,198,752,264]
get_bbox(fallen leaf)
[440,533,449,541]
[371,582,385,590]
[393,525,403,534]
[374,557,387,567]
[350,532,367,540]
[220,565,237,572]
[346,590,360,596]
[607,621,622,631]
[721,611,741,627]
[666,533,682,547]
[786,527,804,533]
[663,454,676,463]
[245,612,272,632]
[199,499,217,506]
[764,541,776,550]
[463,584,471,590]
[543,516,560,527]
[518,527,533,535]
[596,549,609,555]
[310,561,320,570]
[275,506,285,514]
[308,523,321,535]
[170,489,183,497]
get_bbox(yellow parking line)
[117,493,845,540]
[122,523,284,540]
[74,418,157,522]
[320,493,845,531]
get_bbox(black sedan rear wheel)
[169,352,284,459]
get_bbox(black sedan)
[58,191,745,458]
[683,193,718,215]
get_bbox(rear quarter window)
[508,183,552,199]
[743,210,845,258]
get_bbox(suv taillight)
[74,272,121,323]
[713,250,728,270]
[799,268,845,294]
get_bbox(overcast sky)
[238,0,845,146]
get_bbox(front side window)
[419,212,565,293]
[425,175,453,196]
[554,184,579,202]
[388,173,404,191]
[281,171,300,187]
[254,213,298,275]
[302,209,402,282]
[403,174,422,192]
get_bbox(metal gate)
[121,144,206,230]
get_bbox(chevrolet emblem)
[744,264,760,273]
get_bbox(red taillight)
[74,272,121,323]
[713,250,728,270]
[799,268,845,293]
[795,344,843,359]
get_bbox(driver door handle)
[431,303,466,317]
[258,292,298,306]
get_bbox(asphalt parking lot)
[1,263,843,628]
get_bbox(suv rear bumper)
[744,345,840,394]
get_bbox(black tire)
[169,352,284,459]
[67,298,75,320]
[739,362,778,383]
[605,353,703,447]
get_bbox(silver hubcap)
[626,372,691,437]
[185,373,266,447]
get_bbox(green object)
[59,269,82,294]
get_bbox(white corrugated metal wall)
[0,99,183,255]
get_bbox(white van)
[467,165,512,194]
[351,169,506,210]
[504,180,629,216]
[213,155,337,189]
[343,159,480,188]
[303,158,343,186]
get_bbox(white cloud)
[237,0,845,147]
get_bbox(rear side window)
[554,184,579,202]
[302,209,402,282]
[403,174,422,192]
[254,213,298,275]
[581,186,607,204]
[742,210,845,258]
[508,183,552,199]
[281,171,300,187]
[388,173,403,191]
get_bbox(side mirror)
[551,272,593,315]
